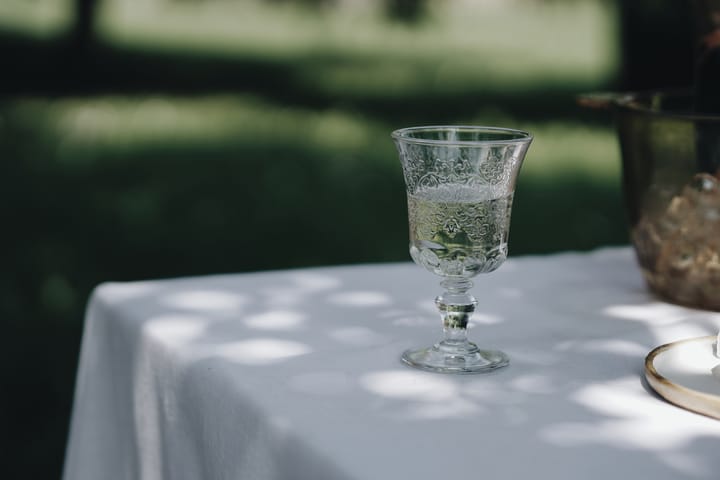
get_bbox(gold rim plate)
[645,335,720,420]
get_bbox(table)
[63,248,720,480]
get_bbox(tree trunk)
[72,0,98,54]
[618,0,694,90]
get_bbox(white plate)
[645,335,720,420]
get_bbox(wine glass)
[392,126,532,374]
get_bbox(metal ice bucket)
[587,91,720,310]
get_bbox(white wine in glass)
[392,126,532,374]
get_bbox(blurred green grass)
[0,1,627,478]
[0,0,73,37]
[96,0,617,87]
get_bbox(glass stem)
[436,277,477,349]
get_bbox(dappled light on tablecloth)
[259,272,341,306]
[360,370,457,401]
[326,291,393,308]
[604,302,699,325]
[143,314,207,347]
[209,339,311,365]
[540,377,719,476]
[359,369,483,419]
[96,281,161,304]
[161,290,249,312]
[243,310,306,331]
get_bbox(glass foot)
[401,341,509,374]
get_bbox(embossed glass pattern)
[393,126,532,373]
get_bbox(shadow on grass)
[0,31,611,125]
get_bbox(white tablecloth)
[63,248,720,480]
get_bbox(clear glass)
[392,126,532,374]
